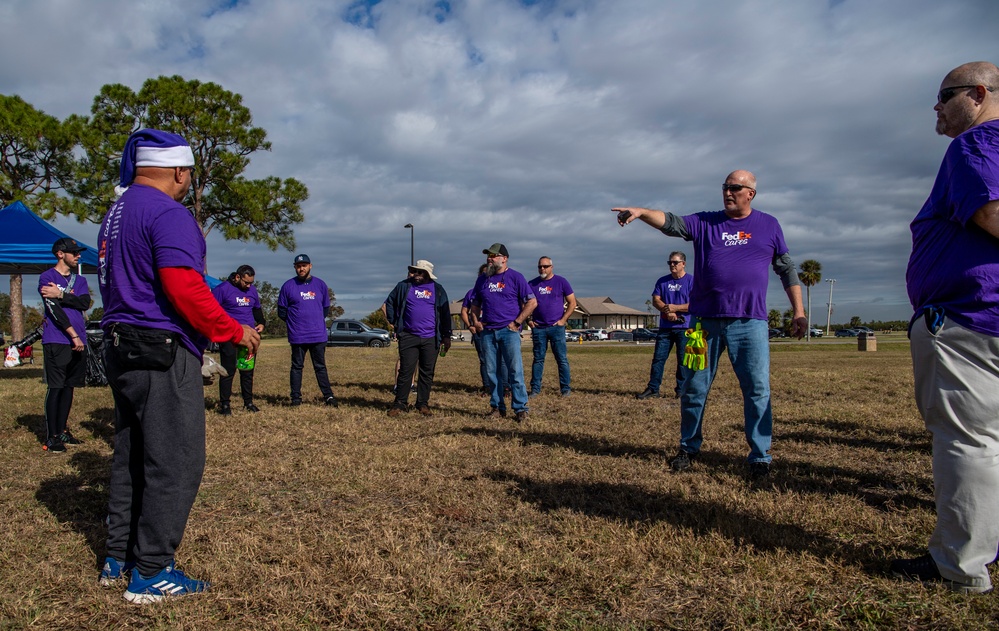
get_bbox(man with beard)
[636,251,693,400]
[469,244,537,422]
[212,264,266,414]
[527,256,576,397]
[384,259,451,416]
[278,254,338,407]
[891,61,999,594]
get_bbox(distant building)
[450,296,652,331]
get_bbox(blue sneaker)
[99,557,135,586]
[124,563,209,604]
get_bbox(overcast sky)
[3,0,997,325]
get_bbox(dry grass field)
[1,336,997,629]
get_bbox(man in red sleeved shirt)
[97,129,260,604]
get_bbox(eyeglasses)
[722,184,755,193]
[538,264,551,269]
[486,253,505,259]
[668,260,684,266]
[937,85,980,104]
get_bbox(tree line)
[2,76,309,339]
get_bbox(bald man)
[614,170,806,479]
[892,61,999,594]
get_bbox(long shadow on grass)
[80,407,115,448]
[483,469,878,566]
[36,450,112,563]
[460,427,668,460]
[778,418,931,454]
[0,367,44,380]
[16,413,45,445]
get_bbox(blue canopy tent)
[0,201,99,274]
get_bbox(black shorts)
[43,343,87,388]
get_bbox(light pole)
[404,223,414,266]
[825,278,836,336]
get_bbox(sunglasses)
[722,184,755,193]
[937,85,978,104]
[668,260,683,266]
[538,264,552,269]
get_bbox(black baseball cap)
[294,254,311,265]
[483,243,509,257]
[52,238,84,255]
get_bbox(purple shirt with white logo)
[527,274,573,327]
[682,210,790,320]
[907,120,999,336]
[404,279,437,337]
[98,184,208,358]
[278,275,330,344]
[39,269,90,345]
[212,281,261,328]
[653,273,694,330]
[472,268,534,330]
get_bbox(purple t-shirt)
[98,184,208,358]
[39,269,90,345]
[403,279,437,337]
[653,273,694,330]
[907,120,999,336]
[472,268,534,330]
[212,281,261,328]
[527,274,574,327]
[682,210,790,320]
[278,275,330,344]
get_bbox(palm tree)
[798,260,822,341]
[768,309,782,330]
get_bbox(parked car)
[565,331,580,342]
[591,329,609,340]
[808,327,823,337]
[835,328,859,337]
[853,326,874,334]
[327,319,391,347]
[631,327,657,342]
[451,331,466,341]
[608,330,634,342]
[768,328,786,339]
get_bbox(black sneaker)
[217,402,232,416]
[290,399,302,407]
[59,429,83,445]
[890,553,992,594]
[636,388,658,400]
[43,436,66,453]
[748,462,771,480]
[325,396,339,408]
[244,403,260,413]
[670,450,697,472]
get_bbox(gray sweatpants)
[104,346,206,578]
[911,318,999,590]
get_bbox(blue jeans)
[530,325,571,394]
[679,318,772,463]
[480,327,528,413]
[647,328,687,396]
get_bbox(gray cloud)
[5,0,998,324]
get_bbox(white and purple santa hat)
[116,128,195,195]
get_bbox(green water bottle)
[237,346,255,370]
[439,345,447,358]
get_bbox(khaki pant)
[911,318,999,589]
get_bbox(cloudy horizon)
[3,0,997,327]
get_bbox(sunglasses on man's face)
[668,260,683,266]
[936,85,977,104]
[538,264,552,269]
[722,184,754,193]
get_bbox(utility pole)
[825,278,836,336]
[404,223,414,265]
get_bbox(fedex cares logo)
[236,297,251,307]
[537,285,553,296]
[414,289,433,300]
[300,291,317,300]
[721,231,752,246]
[487,281,506,293]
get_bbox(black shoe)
[748,462,771,480]
[59,429,83,445]
[670,450,697,472]
[636,388,658,400]
[890,553,992,594]
[43,436,66,453]
[244,403,260,413]
[217,402,232,416]
[325,396,339,408]
[290,399,302,407]
[391,386,398,395]
[487,408,506,419]
[514,411,528,423]
[411,385,417,393]
[561,390,571,397]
